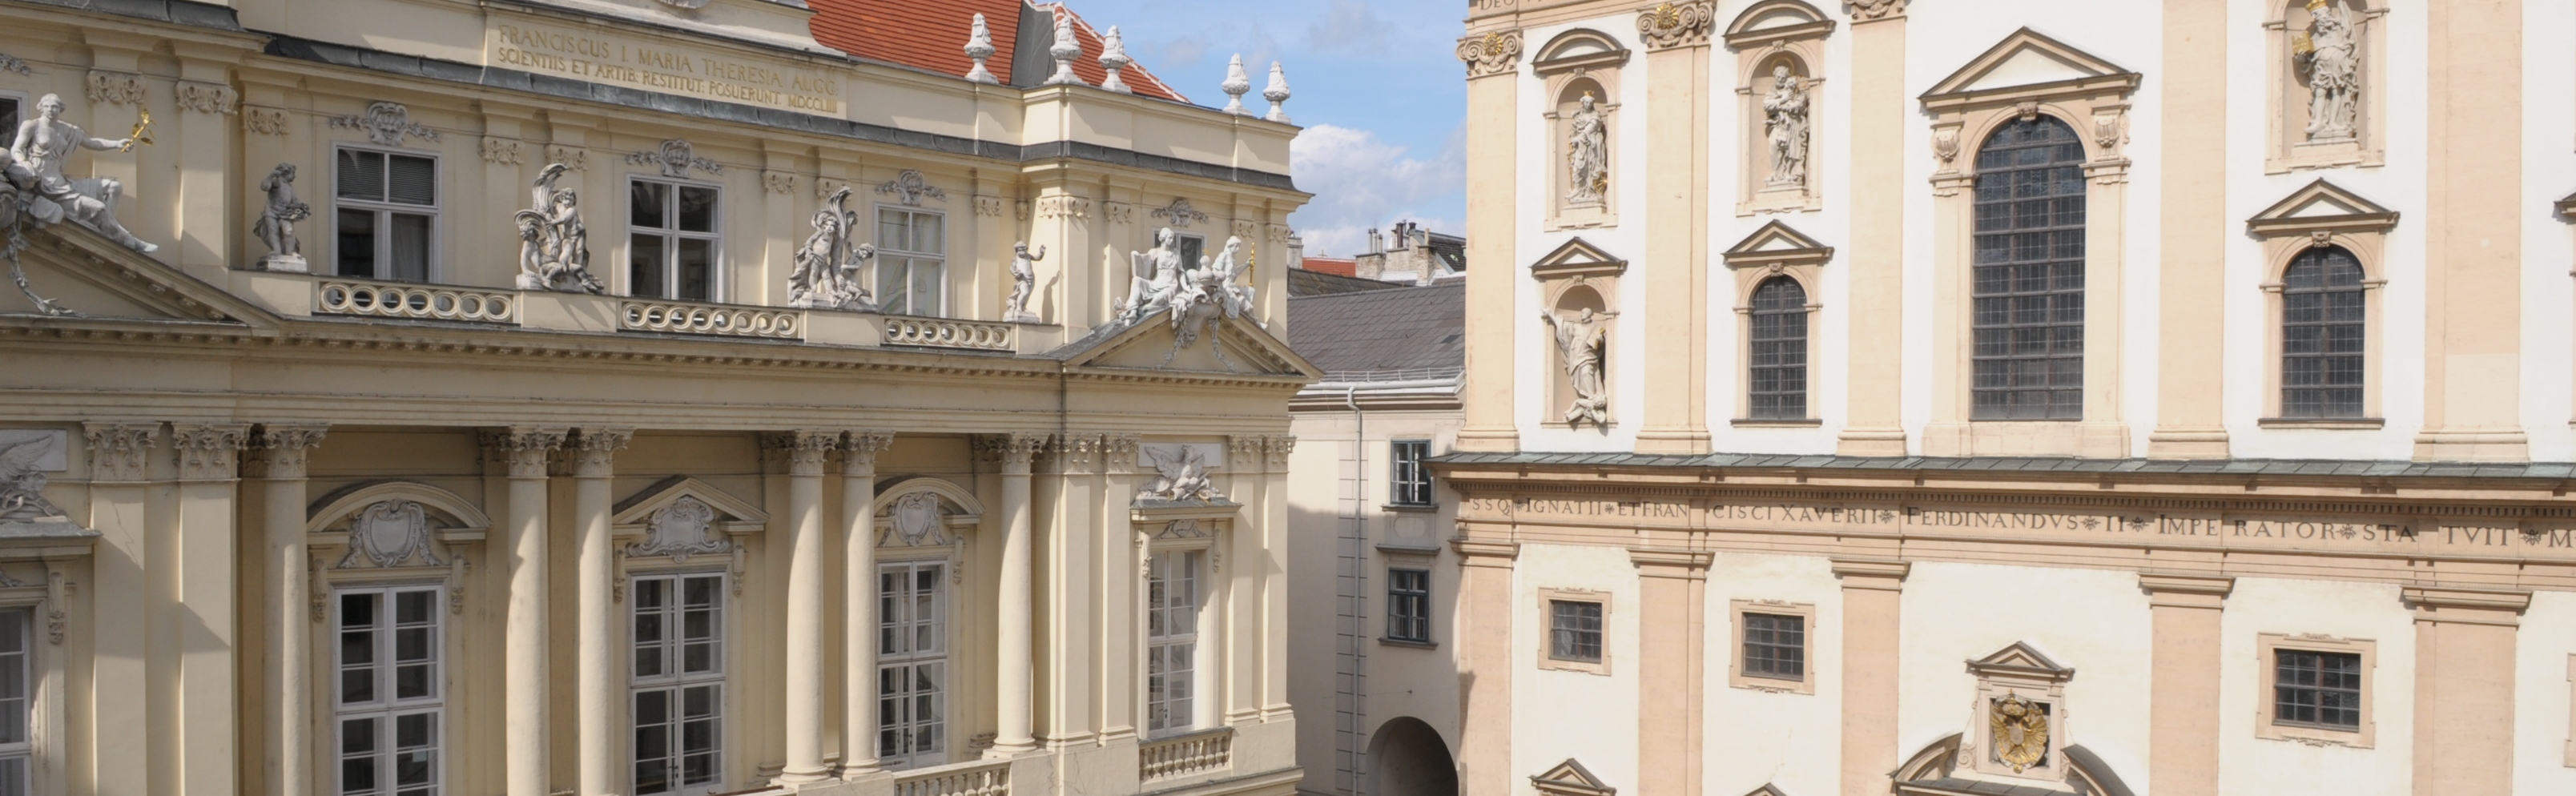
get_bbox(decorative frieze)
[1042,434,1103,472]
[80,423,155,483]
[246,424,328,480]
[480,137,524,165]
[1103,435,1141,473]
[1848,0,1907,22]
[244,107,288,136]
[336,500,447,569]
[1636,2,1714,50]
[1102,203,1136,224]
[874,170,946,207]
[84,70,143,107]
[763,172,796,195]
[1263,435,1296,468]
[479,427,567,479]
[626,495,730,562]
[628,139,721,179]
[1036,195,1089,220]
[974,195,1006,217]
[1229,219,1259,240]
[175,81,236,115]
[330,101,437,147]
[1455,30,1523,78]
[0,52,30,76]
[545,145,587,171]
[169,423,251,481]
[1227,436,1265,469]
[1150,198,1208,228]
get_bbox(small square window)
[2255,633,2375,747]
[1385,569,1432,644]
[1729,600,1817,693]
[1536,588,1610,675]
[1389,440,1434,507]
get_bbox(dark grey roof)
[1287,282,1463,380]
[1431,450,2576,480]
[1289,268,1408,296]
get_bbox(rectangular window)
[630,573,723,796]
[335,585,442,796]
[878,561,946,769]
[334,149,437,283]
[0,608,30,795]
[875,208,946,316]
[1389,440,1434,506]
[1386,569,1431,643]
[1548,600,1602,663]
[2273,649,2363,730]
[628,180,719,301]
[1145,550,1202,735]
[1741,613,1805,681]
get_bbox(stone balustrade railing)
[620,300,804,340]
[891,759,1011,796]
[883,315,1013,351]
[317,279,519,324]
[1138,727,1233,782]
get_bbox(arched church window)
[2280,245,2366,418]
[1970,116,2087,420]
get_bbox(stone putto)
[1007,241,1044,323]
[253,163,312,271]
[787,186,878,312]
[513,163,604,293]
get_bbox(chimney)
[1367,228,1383,254]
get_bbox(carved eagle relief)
[1990,693,2051,773]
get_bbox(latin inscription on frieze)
[485,18,845,115]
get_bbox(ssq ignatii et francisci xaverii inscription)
[484,18,844,115]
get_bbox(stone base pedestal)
[259,254,308,273]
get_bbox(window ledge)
[1377,637,1439,650]
[2256,417,2385,429]
[1375,542,1443,556]
[1379,503,1439,514]
[1730,417,1823,428]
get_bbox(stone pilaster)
[78,421,155,796]
[2141,573,2232,796]
[249,424,326,796]
[2405,587,2530,795]
[1833,558,1907,796]
[1454,537,1518,796]
[1631,549,1709,796]
[1455,28,1521,452]
[1837,0,1910,455]
[168,423,248,796]
[1635,3,1714,453]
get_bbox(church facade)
[1439,2,2576,796]
[0,2,1314,796]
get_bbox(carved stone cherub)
[1006,241,1044,322]
[514,163,604,293]
[253,163,312,271]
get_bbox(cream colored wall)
[1511,542,1639,795]
[2216,577,2417,796]
[2512,590,2576,794]
[1894,562,2154,787]
[1698,552,1842,796]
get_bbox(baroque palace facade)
[1439,2,2576,796]
[0,1,1315,796]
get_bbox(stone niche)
[2264,0,2386,172]
[1532,29,1628,231]
[1724,0,1833,215]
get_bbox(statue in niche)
[1006,241,1044,322]
[2296,0,2361,143]
[1113,227,1189,327]
[513,163,604,293]
[0,436,64,523]
[1565,92,1607,207]
[9,93,155,254]
[253,163,311,271]
[1541,306,1611,428]
[1764,65,1811,187]
[788,186,879,312]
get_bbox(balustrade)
[620,300,804,340]
[891,759,1012,796]
[316,279,519,324]
[883,316,1013,351]
[1138,727,1233,782]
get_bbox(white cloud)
[1302,1,1387,54]
[1287,123,1463,258]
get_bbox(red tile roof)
[807,0,1190,103]
[1300,257,1358,277]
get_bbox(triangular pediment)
[612,476,767,530]
[1740,786,1792,796]
[1722,220,1833,267]
[1966,641,2074,679]
[1922,28,2138,103]
[1531,237,1625,280]
[0,223,273,328]
[1532,758,1615,796]
[1055,313,1318,379]
[2248,179,2398,237]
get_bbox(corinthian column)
[773,430,839,783]
[569,427,630,796]
[982,432,1045,757]
[170,422,251,796]
[839,432,896,778]
[249,424,327,796]
[485,427,567,796]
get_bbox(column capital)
[2402,585,2531,627]
[1102,434,1141,473]
[566,427,632,478]
[1453,537,1520,567]
[1628,548,1712,580]
[1455,29,1523,78]
[81,422,158,483]
[1226,436,1266,472]
[481,426,569,480]
[1263,435,1297,469]
[841,431,896,476]
[2139,572,2235,609]
[170,423,252,482]
[1636,2,1714,50]
[246,423,330,480]
[1037,433,1101,474]
[1848,0,1907,22]
[975,432,1048,474]
[763,430,838,476]
[1830,557,1910,590]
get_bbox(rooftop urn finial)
[1043,6,1085,86]
[1221,54,1252,115]
[1262,61,1292,123]
[1099,25,1133,94]
[963,13,1000,85]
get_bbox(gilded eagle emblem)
[1990,693,2050,773]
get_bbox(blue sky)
[1065,0,1466,257]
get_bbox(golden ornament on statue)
[122,110,154,151]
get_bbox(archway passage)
[1368,716,1459,796]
